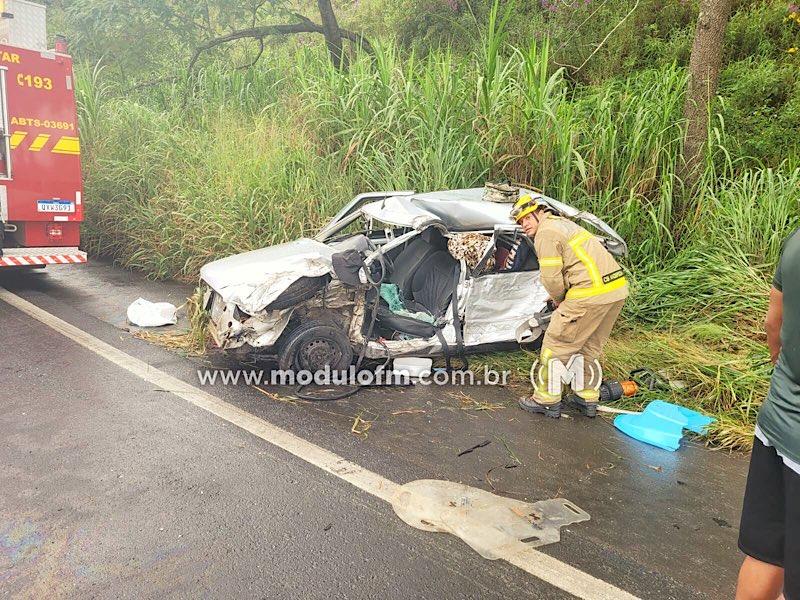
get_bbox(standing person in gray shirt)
[737,228,800,600]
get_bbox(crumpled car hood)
[200,238,334,314]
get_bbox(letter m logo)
[547,355,586,396]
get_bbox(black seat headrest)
[389,236,441,299]
[409,251,458,317]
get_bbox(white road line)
[0,288,639,600]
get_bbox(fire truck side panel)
[2,44,82,247]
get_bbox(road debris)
[251,385,296,404]
[351,413,373,437]
[494,435,523,466]
[713,517,732,528]
[391,479,591,557]
[449,391,505,412]
[485,468,498,491]
[484,463,522,493]
[127,298,178,327]
[457,440,491,457]
[579,461,616,483]
[132,289,208,356]
[602,446,624,460]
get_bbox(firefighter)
[511,194,629,418]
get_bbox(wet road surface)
[0,261,749,598]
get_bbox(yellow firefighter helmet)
[510,194,541,223]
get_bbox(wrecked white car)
[199,187,627,371]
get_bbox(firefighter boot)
[566,392,598,418]
[518,397,562,418]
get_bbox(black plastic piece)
[599,380,624,403]
[265,275,331,310]
[332,249,367,287]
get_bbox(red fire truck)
[0,0,85,267]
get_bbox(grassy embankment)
[75,21,799,448]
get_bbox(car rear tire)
[277,320,354,372]
[265,275,330,311]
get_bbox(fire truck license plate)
[37,200,75,213]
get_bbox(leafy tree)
[49,0,370,80]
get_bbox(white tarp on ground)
[127,298,178,327]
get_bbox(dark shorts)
[739,436,800,599]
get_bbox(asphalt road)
[0,261,750,599]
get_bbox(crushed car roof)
[359,188,627,256]
[361,188,518,232]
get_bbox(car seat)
[376,231,459,338]
[388,229,447,300]
[407,251,458,317]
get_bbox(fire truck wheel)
[277,320,354,373]
[266,275,331,311]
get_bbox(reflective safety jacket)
[532,212,628,305]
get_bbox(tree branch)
[188,22,323,73]
[237,38,265,70]
[187,17,373,73]
[556,0,640,73]
[317,0,344,68]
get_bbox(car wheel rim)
[297,338,342,372]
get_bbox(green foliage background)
[48,0,800,447]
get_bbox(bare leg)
[735,556,784,600]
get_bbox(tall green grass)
[76,37,800,448]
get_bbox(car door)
[461,227,550,347]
